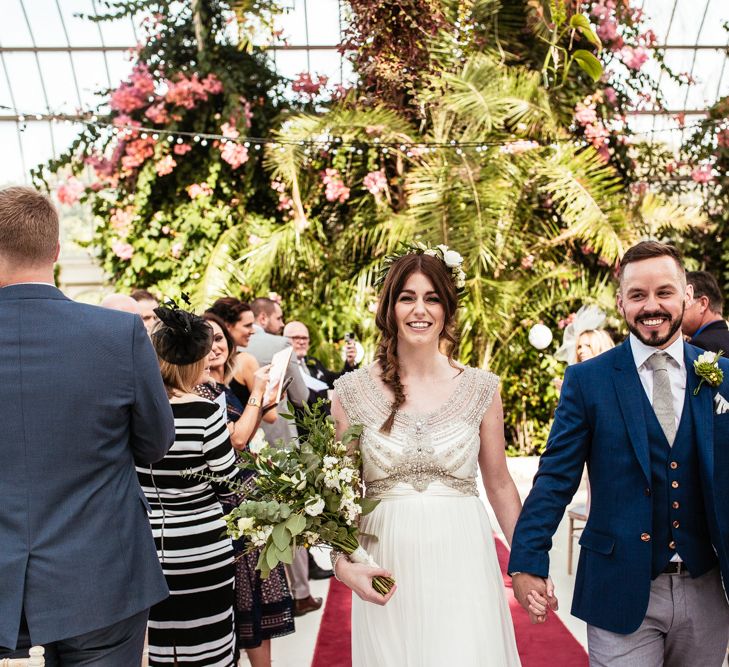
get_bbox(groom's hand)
[512,573,557,623]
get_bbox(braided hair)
[375,253,460,433]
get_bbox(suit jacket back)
[0,284,174,648]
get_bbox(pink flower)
[604,87,618,106]
[691,164,714,184]
[558,313,576,330]
[145,102,169,125]
[717,128,729,148]
[201,73,223,95]
[520,254,535,270]
[292,72,329,99]
[155,155,177,176]
[165,73,210,109]
[277,195,293,212]
[596,19,619,43]
[575,100,598,126]
[187,183,213,199]
[239,97,253,129]
[220,122,240,140]
[121,136,156,171]
[590,2,610,20]
[56,177,84,206]
[173,143,192,156]
[621,46,649,70]
[170,242,183,258]
[321,168,350,203]
[111,239,134,260]
[220,142,249,169]
[363,170,387,195]
[110,207,135,237]
[110,63,156,113]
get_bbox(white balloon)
[528,323,553,350]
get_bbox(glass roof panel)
[0,0,727,185]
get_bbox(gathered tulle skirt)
[352,482,521,667]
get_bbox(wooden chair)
[567,503,588,575]
[0,646,45,667]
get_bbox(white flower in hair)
[442,249,463,268]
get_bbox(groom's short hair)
[618,241,684,285]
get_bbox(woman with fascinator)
[136,306,242,667]
[330,245,544,666]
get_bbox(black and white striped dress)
[137,398,240,667]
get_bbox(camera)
[344,332,356,343]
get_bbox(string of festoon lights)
[3,104,720,159]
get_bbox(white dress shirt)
[629,333,686,562]
[629,333,686,430]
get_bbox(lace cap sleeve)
[464,368,500,426]
[333,367,368,426]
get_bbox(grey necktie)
[644,352,676,446]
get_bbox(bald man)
[100,293,142,315]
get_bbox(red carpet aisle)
[311,537,588,667]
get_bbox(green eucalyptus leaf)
[272,522,291,551]
[569,14,602,50]
[285,513,307,536]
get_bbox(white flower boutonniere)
[693,350,724,396]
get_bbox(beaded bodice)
[334,366,499,498]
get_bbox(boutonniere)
[693,350,724,395]
[306,358,317,368]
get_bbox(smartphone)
[344,332,356,343]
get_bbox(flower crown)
[376,241,467,294]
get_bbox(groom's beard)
[626,303,685,348]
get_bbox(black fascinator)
[152,304,213,365]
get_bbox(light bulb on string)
[201,139,208,146]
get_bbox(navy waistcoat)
[640,388,717,578]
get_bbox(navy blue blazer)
[0,284,175,648]
[508,339,729,634]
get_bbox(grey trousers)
[587,567,729,666]
[286,546,311,600]
[0,609,148,667]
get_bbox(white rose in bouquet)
[237,517,255,533]
[304,495,326,517]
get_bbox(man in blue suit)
[509,241,729,665]
[0,186,175,665]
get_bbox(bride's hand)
[335,559,397,606]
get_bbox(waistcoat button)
[640,533,651,542]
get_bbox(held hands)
[512,573,558,624]
[335,558,397,606]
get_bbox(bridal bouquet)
[223,401,395,595]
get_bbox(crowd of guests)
[100,288,359,666]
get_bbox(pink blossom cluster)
[322,168,350,203]
[363,170,387,195]
[145,102,169,125]
[292,72,329,99]
[574,95,610,156]
[271,180,294,214]
[155,155,177,177]
[165,72,222,109]
[56,177,85,206]
[121,136,156,171]
[620,45,649,71]
[110,207,135,237]
[111,239,134,260]
[717,128,729,149]
[170,242,183,258]
[220,141,249,169]
[589,0,654,71]
[558,313,576,330]
[691,164,714,184]
[110,63,156,113]
[173,143,192,156]
[187,182,213,199]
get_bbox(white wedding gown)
[334,367,521,667]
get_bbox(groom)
[509,241,729,665]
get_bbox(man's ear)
[616,291,625,318]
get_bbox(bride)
[331,245,549,666]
